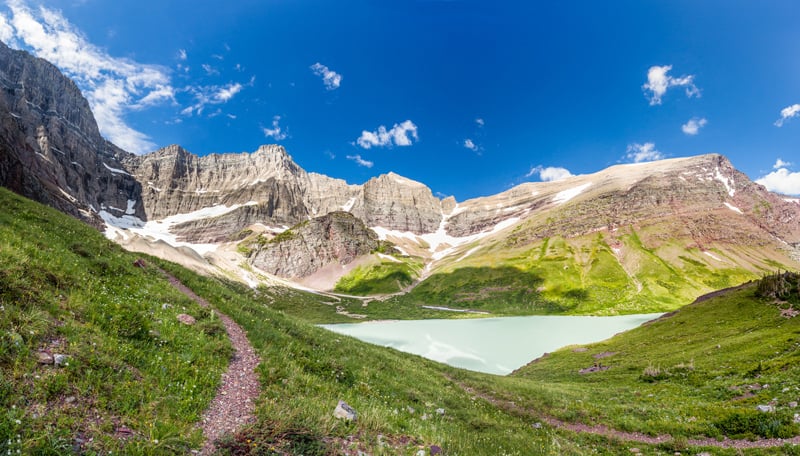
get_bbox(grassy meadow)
[3,186,800,455]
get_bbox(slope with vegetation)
[4,187,800,455]
[0,188,230,454]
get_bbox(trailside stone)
[333,400,357,421]
[36,351,54,365]
[177,314,196,325]
[756,404,775,413]
[53,353,69,367]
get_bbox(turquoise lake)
[321,314,661,375]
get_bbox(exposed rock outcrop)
[248,211,380,278]
[0,41,143,227]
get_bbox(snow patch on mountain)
[724,202,743,214]
[342,197,356,212]
[101,202,258,255]
[553,182,591,205]
[715,167,735,197]
[102,162,131,176]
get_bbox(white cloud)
[681,117,707,135]
[1,1,178,153]
[626,142,664,163]
[526,165,573,182]
[475,118,484,127]
[642,65,700,105]
[202,63,219,76]
[310,62,342,90]
[181,82,244,116]
[464,138,478,151]
[347,154,373,168]
[774,158,792,169]
[0,12,16,44]
[775,104,800,127]
[262,116,288,141]
[756,166,800,196]
[356,120,418,149]
[177,49,187,60]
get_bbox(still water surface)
[321,314,660,375]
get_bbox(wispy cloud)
[642,65,700,106]
[774,158,792,169]
[0,0,177,153]
[261,116,288,141]
[464,138,478,152]
[475,118,484,127]
[181,82,244,116]
[626,142,664,163]
[356,120,418,149]
[756,159,800,195]
[775,104,800,127]
[310,62,342,90]
[0,1,252,153]
[347,154,373,168]
[201,63,219,76]
[526,165,573,182]
[681,117,707,135]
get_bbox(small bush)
[715,409,797,439]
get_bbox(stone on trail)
[334,400,357,421]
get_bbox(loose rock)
[334,400,357,421]
[756,404,775,413]
[53,353,69,367]
[430,445,442,455]
[177,313,196,325]
[36,351,53,365]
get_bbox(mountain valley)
[3,38,800,455]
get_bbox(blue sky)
[1,0,799,200]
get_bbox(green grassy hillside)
[334,255,423,295]
[397,228,773,315]
[504,278,800,442]
[4,186,800,455]
[0,188,229,454]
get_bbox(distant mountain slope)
[1,39,799,314]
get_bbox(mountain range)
[2,40,800,314]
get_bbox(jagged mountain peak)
[375,171,431,189]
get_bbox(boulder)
[36,351,54,365]
[333,400,357,421]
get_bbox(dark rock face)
[248,211,379,278]
[0,42,143,227]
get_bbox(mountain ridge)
[2,40,800,313]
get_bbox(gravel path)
[163,272,261,455]
[451,376,800,450]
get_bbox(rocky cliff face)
[248,211,380,278]
[0,42,143,227]
[121,144,443,240]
